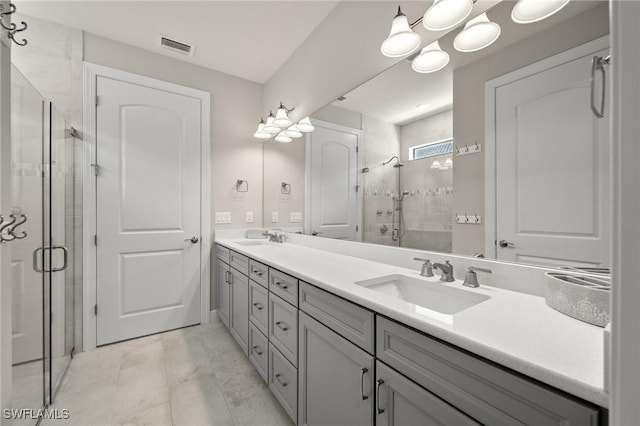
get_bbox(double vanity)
[215,235,607,425]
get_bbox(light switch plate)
[272,212,279,223]
[215,212,232,224]
[290,212,302,223]
[245,212,254,223]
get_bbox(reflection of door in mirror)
[308,123,360,240]
[489,39,610,267]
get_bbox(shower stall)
[10,65,75,420]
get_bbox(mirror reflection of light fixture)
[454,13,501,52]
[412,41,450,73]
[253,118,272,139]
[284,125,303,138]
[381,7,422,58]
[297,116,315,132]
[444,158,453,168]
[430,160,442,169]
[511,0,571,24]
[263,111,280,133]
[423,0,473,31]
[274,102,293,127]
[275,132,292,143]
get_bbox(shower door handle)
[32,246,68,273]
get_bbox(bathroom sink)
[355,274,490,315]
[236,240,268,246]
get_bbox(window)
[410,139,454,160]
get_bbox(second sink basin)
[355,274,490,315]
[236,240,268,246]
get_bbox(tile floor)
[41,319,293,426]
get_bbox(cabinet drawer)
[269,268,298,307]
[229,250,249,275]
[216,245,230,264]
[269,293,298,367]
[249,281,268,336]
[249,323,268,383]
[299,281,375,354]
[376,317,601,425]
[269,344,298,423]
[249,259,268,288]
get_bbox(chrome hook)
[8,213,27,239]
[0,214,17,235]
[0,3,16,18]
[9,21,27,46]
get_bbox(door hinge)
[91,163,100,176]
[94,304,98,316]
[356,225,359,232]
[355,185,360,193]
[95,95,99,106]
[356,146,359,153]
[93,235,97,246]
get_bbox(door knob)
[498,239,515,248]
[185,236,199,244]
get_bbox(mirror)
[263,0,610,269]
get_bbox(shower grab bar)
[590,55,611,119]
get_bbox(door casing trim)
[82,62,211,351]
[484,35,609,259]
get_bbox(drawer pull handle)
[253,270,263,276]
[252,345,263,356]
[275,281,289,290]
[253,302,264,310]
[360,367,369,400]
[275,373,288,387]
[228,272,233,285]
[376,379,385,414]
[275,321,289,332]
[225,270,230,284]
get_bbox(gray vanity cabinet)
[216,258,230,328]
[229,266,249,354]
[375,361,480,426]
[298,311,374,426]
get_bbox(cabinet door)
[376,361,479,426]
[229,267,249,354]
[298,311,374,426]
[216,260,230,328]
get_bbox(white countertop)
[216,238,608,408]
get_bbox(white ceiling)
[16,0,340,83]
[331,0,605,126]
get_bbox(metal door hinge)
[93,235,97,246]
[355,185,360,193]
[95,95,99,106]
[356,146,359,153]
[356,225,359,232]
[91,163,100,176]
[94,304,98,316]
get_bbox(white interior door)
[309,125,359,240]
[495,45,610,267]
[96,74,202,345]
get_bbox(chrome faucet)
[413,258,434,277]
[463,266,492,288]
[263,231,286,243]
[433,260,455,282]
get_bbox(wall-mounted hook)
[455,145,460,154]
[0,3,16,18]
[235,179,248,192]
[9,20,27,46]
[8,213,27,239]
[281,182,291,195]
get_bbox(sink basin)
[236,240,268,246]
[355,274,490,316]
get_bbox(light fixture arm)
[405,0,479,29]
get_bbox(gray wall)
[83,33,263,313]
[400,109,453,162]
[452,3,609,255]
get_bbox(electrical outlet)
[290,212,302,223]
[215,212,232,224]
[272,212,279,223]
[246,212,254,223]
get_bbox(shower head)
[383,156,404,168]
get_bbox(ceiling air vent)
[158,35,195,56]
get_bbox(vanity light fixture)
[412,41,450,73]
[453,12,501,52]
[511,0,570,24]
[274,102,294,127]
[423,0,474,31]
[297,116,315,133]
[444,157,453,168]
[381,6,422,58]
[284,125,303,138]
[275,132,292,143]
[430,160,442,169]
[263,111,281,134]
[253,118,272,139]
